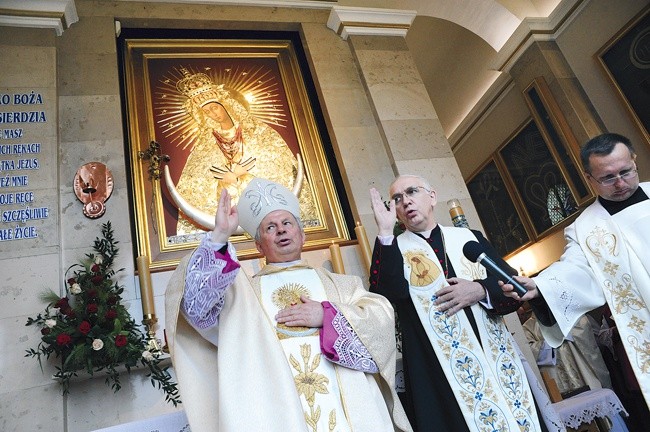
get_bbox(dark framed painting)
[597,5,650,144]
[498,120,580,236]
[466,158,531,257]
[120,35,349,270]
[523,77,590,207]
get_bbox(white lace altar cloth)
[552,388,628,430]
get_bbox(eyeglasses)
[391,186,431,204]
[591,168,638,186]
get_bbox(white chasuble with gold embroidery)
[260,268,352,432]
[537,193,650,408]
[398,228,541,432]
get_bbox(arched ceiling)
[338,0,565,138]
[339,0,562,50]
[405,15,501,137]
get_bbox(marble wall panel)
[0,84,59,257]
[58,52,121,97]
[57,16,118,54]
[369,82,437,121]
[328,125,395,213]
[58,94,124,143]
[0,381,63,432]
[0,26,55,47]
[66,365,181,432]
[1,314,61,392]
[0,81,59,258]
[0,46,56,88]
[151,268,173,301]
[350,35,409,52]
[302,22,395,228]
[0,252,61,319]
[300,24,363,91]
[354,50,422,86]
[382,118,451,161]
[329,125,393,181]
[320,87,378,128]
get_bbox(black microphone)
[462,240,528,296]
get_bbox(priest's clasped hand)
[275,295,324,328]
[434,279,486,316]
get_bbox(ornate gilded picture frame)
[121,34,349,270]
[597,5,650,144]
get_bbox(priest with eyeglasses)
[369,175,550,432]
[500,132,650,426]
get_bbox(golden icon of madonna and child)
[160,67,319,237]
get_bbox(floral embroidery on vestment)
[290,343,336,432]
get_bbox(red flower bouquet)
[25,222,180,405]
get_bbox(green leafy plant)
[25,221,181,406]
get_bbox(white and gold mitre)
[176,67,230,107]
[237,178,300,237]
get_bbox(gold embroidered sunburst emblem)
[404,251,440,286]
[272,283,311,309]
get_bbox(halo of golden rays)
[272,283,311,309]
[153,64,288,151]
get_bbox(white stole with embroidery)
[398,227,541,431]
[260,268,352,432]
[553,196,650,407]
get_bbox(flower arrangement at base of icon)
[25,221,181,406]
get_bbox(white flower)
[142,350,154,362]
[70,283,82,294]
[94,255,103,265]
[45,319,57,328]
[92,339,104,351]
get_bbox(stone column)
[327,6,483,230]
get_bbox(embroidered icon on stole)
[404,251,440,286]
